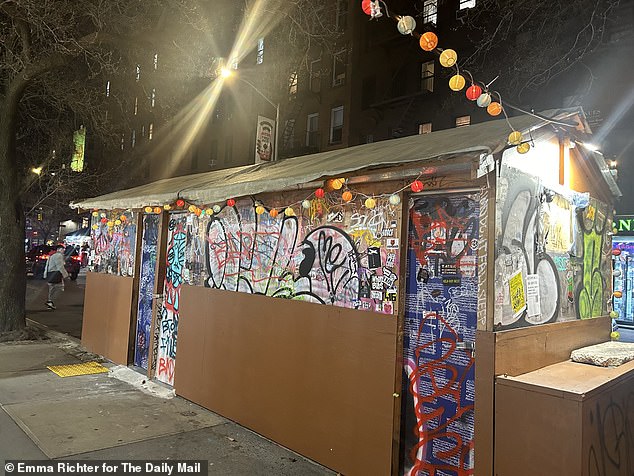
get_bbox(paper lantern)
[256,205,266,215]
[107,220,114,227]
[227,198,236,207]
[302,200,311,209]
[100,212,107,218]
[194,208,202,216]
[449,74,465,91]
[188,205,196,213]
[419,32,438,51]
[163,204,171,211]
[439,49,457,67]
[614,269,622,277]
[205,208,214,216]
[331,178,345,190]
[115,219,122,226]
[153,207,162,214]
[487,102,503,116]
[508,131,523,145]
[269,208,279,218]
[176,199,185,208]
[613,249,622,256]
[517,142,531,154]
[389,194,401,206]
[285,207,295,217]
[92,211,99,217]
[120,215,127,221]
[476,92,492,108]
[465,84,482,101]
[411,180,424,193]
[144,206,153,213]
[611,331,621,341]
[91,224,98,230]
[100,217,108,224]
[614,291,623,298]
[361,0,372,15]
[613,227,619,234]
[365,198,376,209]
[610,310,620,318]
[397,16,416,35]
[213,205,221,213]
[342,191,353,202]
[315,188,325,199]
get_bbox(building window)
[419,123,432,134]
[148,123,154,140]
[256,38,264,64]
[362,76,376,109]
[310,59,321,93]
[134,97,138,115]
[459,0,476,9]
[336,0,348,30]
[288,71,298,96]
[330,106,344,144]
[131,129,136,148]
[151,88,156,108]
[423,0,437,24]
[224,135,233,164]
[455,115,471,127]
[332,50,346,87]
[421,60,435,92]
[307,113,319,147]
[105,80,110,97]
[135,64,140,81]
[153,52,159,70]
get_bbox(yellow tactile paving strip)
[47,361,109,377]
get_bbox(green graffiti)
[576,204,608,319]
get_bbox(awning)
[71,109,585,211]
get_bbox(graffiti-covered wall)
[494,165,613,329]
[154,193,403,385]
[90,211,137,277]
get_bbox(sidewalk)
[0,332,333,475]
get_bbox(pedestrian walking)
[43,245,69,310]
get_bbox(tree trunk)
[0,91,27,333]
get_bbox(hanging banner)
[255,115,275,164]
[71,127,86,172]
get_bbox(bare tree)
[0,0,212,333]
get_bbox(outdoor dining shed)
[72,108,630,476]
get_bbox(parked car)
[25,245,81,280]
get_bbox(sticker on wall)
[367,247,382,269]
[386,238,399,249]
[525,274,541,318]
[509,270,527,318]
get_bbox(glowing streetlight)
[221,68,280,162]
[31,166,42,175]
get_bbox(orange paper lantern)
[269,208,279,218]
[419,32,438,51]
[342,191,353,202]
[487,102,503,116]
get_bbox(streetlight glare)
[220,68,233,78]
[31,166,42,175]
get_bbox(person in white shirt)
[43,245,69,310]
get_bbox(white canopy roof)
[71,109,590,210]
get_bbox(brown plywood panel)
[175,286,397,476]
[582,370,634,476]
[495,317,611,377]
[475,330,495,476]
[81,272,134,365]
[495,381,583,476]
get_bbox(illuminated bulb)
[397,16,416,35]
[419,32,438,51]
[439,49,458,67]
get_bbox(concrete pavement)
[0,336,334,475]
